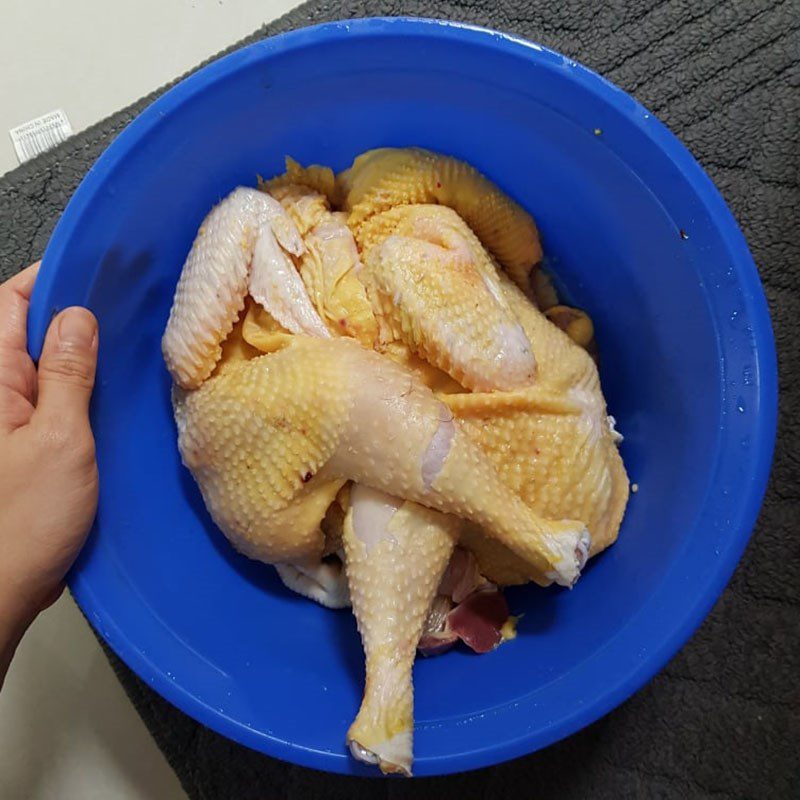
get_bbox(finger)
[0,262,40,356]
[35,306,98,426]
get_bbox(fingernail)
[57,308,97,350]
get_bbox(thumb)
[36,307,98,425]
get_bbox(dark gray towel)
[1,1,797,797]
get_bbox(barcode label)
[10,109,73,164]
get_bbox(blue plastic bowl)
[28,18,777,776]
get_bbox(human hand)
[0,263,99,684]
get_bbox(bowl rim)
[29,16,778,777]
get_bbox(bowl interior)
[30,20,774,775]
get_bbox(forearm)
[0,624,24,690]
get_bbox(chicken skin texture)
[162,149,629,777]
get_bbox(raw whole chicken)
[162,149,629,776]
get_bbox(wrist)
[0,570,63,690]
[0,591,36,690]
[0,572,41,643]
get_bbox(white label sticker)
[9,109,73,164]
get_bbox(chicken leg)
[342,486,459,775]
[174,336,590,586]
[443,269,629,584]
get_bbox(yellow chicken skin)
[443,279,628,585]
[213,298,355,608]
[262,155,338,204]
[338,147,543,289]
[343,486,459,776]
[240,299,292,353]
[545,304,595,350]
[172,339,345,565]
[210,301,263,378]
[378,340,465,395]
[359,207,598,392]
[174,336,590,586]
[359,210,536,391]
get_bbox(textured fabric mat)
[1,1,798,797]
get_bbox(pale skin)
[0,264,99,688]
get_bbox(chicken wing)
[162,187,328,389]
[338,147,542,289]
[358,205,535,390]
